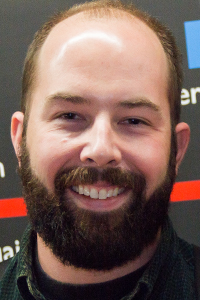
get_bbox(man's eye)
[60,113,81,120]
[122,118,147,125]
[127,118,141,125]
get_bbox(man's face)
[26,14,171,203]
[18,14,175,269]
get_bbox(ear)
[11,112,24,165]
[175,122,190,174]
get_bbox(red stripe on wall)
[0,180,200,218]
[0,198,26,218]
[170,180,200,202]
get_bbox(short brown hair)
[21,0,182,126]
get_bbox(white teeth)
[107,189,113,197]
[90,188,98,199]
[113,188,119,197]
[83,186,90,196]
[72,186,125,199]
[79,185,84,194]
[99,189,107,200]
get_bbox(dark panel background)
[0,0,200,278]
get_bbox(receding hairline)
[27,6,168,106]
[22,0,182,128]
[47,8,161,43]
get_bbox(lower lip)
[67,188,131,212]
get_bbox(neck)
[37,229,161,285]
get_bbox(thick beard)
[18,134,176,271]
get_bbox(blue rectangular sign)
[184,20,200,69]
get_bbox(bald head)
[35,12,168,103]
[21,0,182,128]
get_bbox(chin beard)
[18,134,176,271]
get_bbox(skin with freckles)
[11,11,190,284]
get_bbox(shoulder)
[166,236,195,282]
[0,224,35,300]
[151,220,197,299]
[0,252,22,300]
[162,219,195,272]
[177,237,195,268]
[162,237,196,299]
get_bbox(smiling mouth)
[71,185,125,200]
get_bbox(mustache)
[55,167,146,195]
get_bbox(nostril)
[87,158,95,163]
[108,159,116,164]
[80,140,122,166]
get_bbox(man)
[0,0,195,299]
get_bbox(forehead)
[31,10,169,112]
[40,11,166,62]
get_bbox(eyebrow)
[45,93,91,105]
[45,93,161,114]
[116,99,160,112]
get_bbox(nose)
[80,116,121,167]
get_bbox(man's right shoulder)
[0,252,23,300]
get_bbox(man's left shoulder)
[154,224,198,299]
[177,237,195,266]
[168,237,197,298]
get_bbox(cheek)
[124,137,171,195]
[26,132,79,189]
